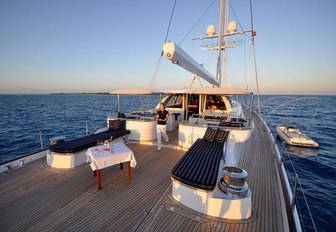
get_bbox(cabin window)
[188,94,198,106]
[206,95,226,110]
[166,94,183,108]
[187,94,199,115]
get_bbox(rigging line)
[164,0,177,43]
[149,56,164,90]
[303,97,322,133]
[142,0,177,110]
[178,0,217,45]
[244,34,249,92]
[227,57,241,89]
[249,0,255,41]
[264,97,322,119]
[285,151,318,232]
[153,0,177,85]
[281,161,308,230]
[251,35,261,113]
[243,38,252,93]
[245,45,251,92]
[297,177,318,232]
[290,184,306,232]
[142,55,164,110]
[229,2,252,41]
[248,0,260,113]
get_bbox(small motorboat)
[276,125,319,148]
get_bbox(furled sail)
[163,42,220,87]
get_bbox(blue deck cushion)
[50,130,130,153]
[171,138,224,191]
[203,127,216,142]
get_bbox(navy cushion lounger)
[171,138,225,191]
[50,130,130,153]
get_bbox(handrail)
[255,110,301,232]
[0,148,48,166]
[283,144,318,232]
[260,111,317,232]
[1,121,105,166]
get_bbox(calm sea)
[0,94,335,231]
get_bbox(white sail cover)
[163,42,220,87]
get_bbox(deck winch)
[219,166,249,197]
[50,136,66,146]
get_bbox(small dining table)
[86,142,137,190]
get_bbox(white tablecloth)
[86,142,137,171]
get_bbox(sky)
[0,0,335,95]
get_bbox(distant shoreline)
[50,92,110,95]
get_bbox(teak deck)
[0,114,289,231]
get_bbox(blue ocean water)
[0,94,335,231]
[255,95,336,232]
[0,94,160,162]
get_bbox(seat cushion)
[214,129,229,143]
[203,127,217,142]
[109,119,126,130]
[171,139,224,191]
[50,130,130,153]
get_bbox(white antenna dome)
[227,21,237,33]
[206,24,216,36]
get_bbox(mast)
[172,0,254,89]
[222,0,229,87]
[216,0,224,86]
[214,0,231,88]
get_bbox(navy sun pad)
[50,130,130,153]
[171,138,224,191]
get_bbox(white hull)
[276,125,319,148]
[178,122,254,149]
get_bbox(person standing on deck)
[155,103,169,151]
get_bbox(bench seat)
[171,138,224,191]
[50,130,130,153]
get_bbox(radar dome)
[227,21,237,33]
[206,25,216,36]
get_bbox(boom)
[163,42,219,87]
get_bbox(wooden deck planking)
[237,112,286,232]
[0,115,289,232]
[61,147,181,231]
[0,143,183,231]
[241,122,270,232]
[1,163,97,231]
